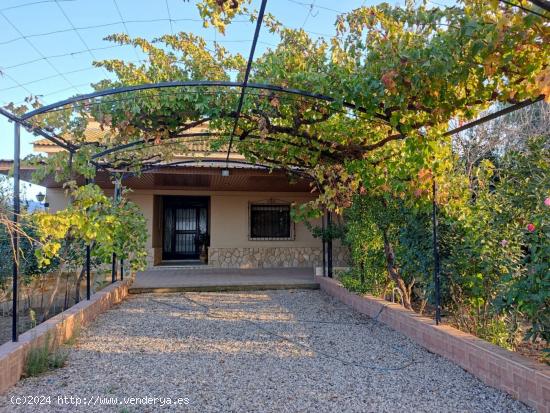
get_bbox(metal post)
[327,212,333,278]
[12,122,20,342]
[86,245,91,300]
[432,179,441,325]
[225,0,268,162]
[84,177,91,300]
[120,259,124,281]
[321,213,326,277]
[111,255,116,283]
[111,179,120,283]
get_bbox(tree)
[31,183,148,304]
[0,176,50,287]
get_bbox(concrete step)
[129,282,320,294]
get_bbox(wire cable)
[0,61,145,93]
[286,0,342,14]
[165,0,174,35]
[0,0,75,12]
[499,0,550,20]
[112,0,141,61]
[0,16,245,46]
[54,0,111,78]
[300,0,317,29]
[0,71,34,97]
[0,10,82,95]
[1,39,275,72]
[1,45,126,70]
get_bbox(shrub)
[339,136,548,354]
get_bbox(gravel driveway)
[0,290,532,412]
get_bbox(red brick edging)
[0,280,131,394]
[315,276,550,413]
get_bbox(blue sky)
[0,0,452,197]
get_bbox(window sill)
[248,237,295,241]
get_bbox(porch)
[129,267,319,293]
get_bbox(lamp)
[221,169,230,177]
[35,192,49,208]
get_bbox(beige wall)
[125,192,155,264]
[44,187,343,268]
[45,188,69,212]
[126,190,322,266]
[210,193,320,248]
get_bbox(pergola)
[2,0,548,342]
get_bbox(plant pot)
[199,246,208,264]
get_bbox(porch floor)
[129,267,319,293]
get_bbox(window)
[249,204,293,240]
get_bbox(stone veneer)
[208,247,349,268]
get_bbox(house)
[1,123,348,270]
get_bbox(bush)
[0,219,59,286]
[339,136,548,354]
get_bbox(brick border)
[315,276,550,413]
[0,280,131,394]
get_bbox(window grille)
[249,204,294,240]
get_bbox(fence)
[1,257,127,346]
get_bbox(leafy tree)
[496,137,549,343]
[6,0,544,184]
[0,176,55,288]
[31,183,148,303]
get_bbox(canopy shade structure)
[1,87,543,174]
[1,0,548,343]
[0,0,547,174]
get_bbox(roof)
[34,120,108,147]
[32,121,245,161]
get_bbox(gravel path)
[0,290,532,412]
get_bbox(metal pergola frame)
[1,0,546,342]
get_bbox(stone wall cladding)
[316,276,550,413]
[208,247,349,268]
[0,280,131,395]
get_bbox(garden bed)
[316,275,550,413]
[0,279,131,394]
[0,271,113,345]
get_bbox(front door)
[162,197,208,260]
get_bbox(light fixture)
[221,169,230,177]
[36,192,45,203]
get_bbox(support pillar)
[321,212,326,277]
[86,244,91,300]
[111,256,116,283]
[85,177,91,300]
[12,122,20,342]
[432,179,441,325]
[111,178,120,283]
[327,212,333,278]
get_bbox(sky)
[0,0,453,199]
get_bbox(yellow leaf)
[534,68,550,103]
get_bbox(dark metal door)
[163,197,208,260]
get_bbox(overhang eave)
[0,162,313,192]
